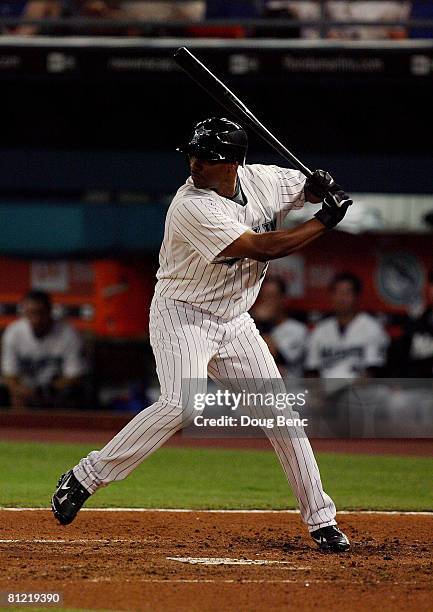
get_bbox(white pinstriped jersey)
[306,313,389,378]
[155,164,306,320]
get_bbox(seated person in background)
[1,290,87,409]
[251,277,308,378]
[280,1,410,40]
[388,270,433,377]
[12,0,59,36]
[119,1,205,21]
[13,0,123,36]
[116,0,205,36]
[306,272,389,378]
[326,1,410,40]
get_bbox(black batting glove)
[305,169,353,230]
[305,169,339,200]
[314,189,353,230]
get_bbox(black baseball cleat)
[310,525,350,552]
[51,470,90,525]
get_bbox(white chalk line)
[166,557,311,569]
[86,578,427,585]
[0,538,146,544]
[1,507,433,515]
[88,578,319,584]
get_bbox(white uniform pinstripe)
[74,164,337,532]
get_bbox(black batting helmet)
[177,117,248,165]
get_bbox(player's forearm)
[252,219,326,261]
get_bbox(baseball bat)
[173,46,313,179]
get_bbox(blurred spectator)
[1,290,88,409]
[388,270,433,377]
[410,0,433,38]
[63,0,122,18]
[271,1,410,39]
[13,0,124,36]
[117,0,205,36]
[119,1,205,22]
[13,0,60,36]
[251,277,308,378]
[305,272,390,436]
[306,272,389,378]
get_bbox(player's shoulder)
[275,318,308,338]
[241,163,301,180]
[170,180,217,215]
[242,163,272,175]
[354,312,385,334]
[241,163,280,181]
[2,317,28,340]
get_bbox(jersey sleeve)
[267,165,306,213]
[1,326,19,377]
[364,321,389,368]
[172,198,250,264]
[63,328,88,378]
[271,322,307,366]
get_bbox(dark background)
[0,42,431,195]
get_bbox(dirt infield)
[1,510,432,612]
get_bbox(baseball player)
[52,117,352,552]
[1,290,87,409]
[306,272,389,379]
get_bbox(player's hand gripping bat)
[173,46,313,179]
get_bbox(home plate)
[167,557,311,569]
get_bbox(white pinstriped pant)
[74,296,336,532]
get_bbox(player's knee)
[159,393,195,419]
[159,393,182,411]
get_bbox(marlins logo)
[376,252,423,306]
[216,219,276,266]
[190,126,212,144]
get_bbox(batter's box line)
[1,508,433,515]
[0,538,150,544]
[86,578,316,584]
[167,556,311,569]
[87,578,423,585]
